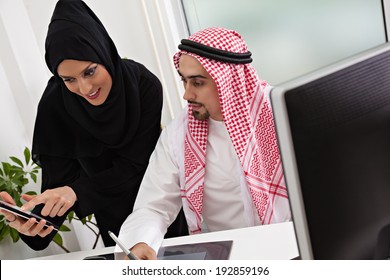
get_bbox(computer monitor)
[270,43,390,259]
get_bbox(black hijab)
[33,0,141,160]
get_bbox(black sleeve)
[20,157,80,250]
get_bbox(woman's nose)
[78,79,93,95]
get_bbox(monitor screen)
[270,43,390,259]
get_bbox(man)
[118,27,291,260]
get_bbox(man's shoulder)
[164,107,188,131]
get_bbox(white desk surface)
[30,221,298,260]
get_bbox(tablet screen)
[157,240,233,260]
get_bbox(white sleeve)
[117,122,183,253]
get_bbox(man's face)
[178,54,222,121]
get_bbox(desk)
[30,222,298,260]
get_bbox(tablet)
[84,240,233,260]
[157,240,233,260]
[0,199,59,231]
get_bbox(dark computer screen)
[271,43,390,259]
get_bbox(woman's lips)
[87,89,100,100]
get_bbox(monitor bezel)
[383,0,390,40]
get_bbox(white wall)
[0,0,187,259]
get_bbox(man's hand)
[129,242,157,260]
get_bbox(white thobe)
[118,109,259,253]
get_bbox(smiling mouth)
[87,89,100,99]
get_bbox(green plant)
[0,147,101,252]
[0,147,39,242]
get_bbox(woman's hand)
[0,191,55,237]
[21,186,77,217]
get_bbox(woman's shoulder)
[121,58,148,75]
[122,59,160,84]
[39,77,61,102]
[122,59,163,104]
[37,77,65,113]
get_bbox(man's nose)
[183,86,195,101]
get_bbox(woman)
[0,0,187,250]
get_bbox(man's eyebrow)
[177,70,208,80]
[59,63,96,79]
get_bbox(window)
[181,0,386,85]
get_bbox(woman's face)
[57,59,112,106]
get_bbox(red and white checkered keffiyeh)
[174,27,290,234]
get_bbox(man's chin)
[192,110,210,121]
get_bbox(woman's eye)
[84,65,98,77]
[63,78,74,83]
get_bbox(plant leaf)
[24,147,31,165]
[67,211,75,222]
[0,223,6,239]
[0,224,10,238]
[10,227,20,242]
[59,224,71,232]
[52,233,63,246]
[30,173,37,183]
[10,157,23,168]
[2,162,11,175]
[24,191,37,196]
